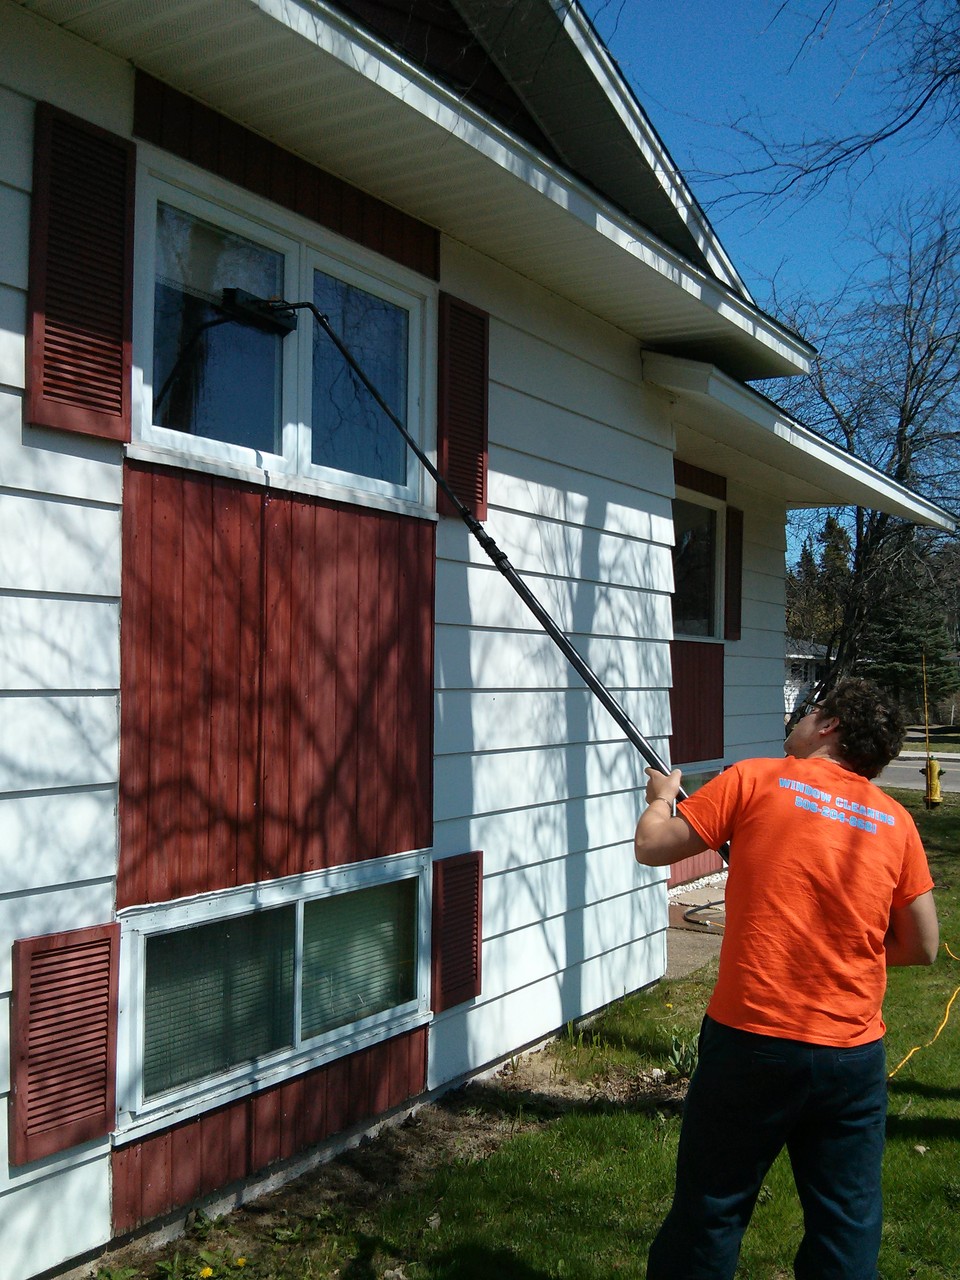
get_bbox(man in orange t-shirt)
[635,679,938,1280]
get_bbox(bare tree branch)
[697,0,960,210]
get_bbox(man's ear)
[818,715,841,738]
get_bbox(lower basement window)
[117,855,429,1138]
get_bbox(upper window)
[672,494,724,638]
[311,268,409,484]
[137,167,432,510]
[154,203,285,454]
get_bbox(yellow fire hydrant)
[921,756,944,809]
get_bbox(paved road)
[877,754,958,794]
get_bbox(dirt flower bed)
[93,1045,688,1279]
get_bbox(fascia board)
[549,0,751,300]
[644,352,957,532]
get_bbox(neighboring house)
[0,2,954,1276]
[785,639,831,716]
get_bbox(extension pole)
[270,298,728,857]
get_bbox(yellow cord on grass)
[887,943,960,1079]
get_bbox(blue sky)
[582,1,955,311]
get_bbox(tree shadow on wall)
[117,462,436,906]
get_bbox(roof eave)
[14,0,813,381]
[645,353,957,531]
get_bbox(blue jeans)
[646,1016,887,1280]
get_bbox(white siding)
[0,1145,112,1280]
[0,13,129,1273]
[724,482,790,759]
[430,242,673,1086]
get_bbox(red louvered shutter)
[437,294,488,519]
[724,506,744,641]
[9,924,120,1165]
[431,851,483,1012]
[27,103,135,441]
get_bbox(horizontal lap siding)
[119,463,435,906]
[112,1027,427,1233]
[724,490,790,761]
[431,248,674,1085]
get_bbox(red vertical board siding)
[368,1040,393,1116]
[171,1120,205,1207]
[133,72,439,281]
[112,1027,428,1234]
[666,846,725,889]
[669,640,725,766]
[179,476,213,897]
[209,484,262,890]
[355,513,381,856]
[279,1073,306,1160]
[348,1046,372,1129]
[119,464,435,906]
[333,510,362,862]
[111,1143,141,1235]
[260,495,294,882]
[302,502,341,874]
[282,497,315,878]
[141,1132,172,1223]
[376,520,401,857]
[674,460,726,502]
[300,1068,329,1150]
[324,1055,352,1138]
[147,471,185,903]
[251,1086,283,1173]
[118,468,153,907]
[27,104,134,441]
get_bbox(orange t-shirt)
[679,756,934,1047]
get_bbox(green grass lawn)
[99,791,960,1280]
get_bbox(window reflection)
[672,498,717,636]
[153,204,283,453]
[312,269,408,485]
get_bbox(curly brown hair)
[817,678,907,779]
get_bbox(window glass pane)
[302,880,417,1038]
[154,203,284,453]
[144,907,295,1097]
[312,269,408,484]
[672,498,717,637]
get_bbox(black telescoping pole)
[262,297,728,858]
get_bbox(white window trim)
[115,850,432,1144]
[672,485,727,642]
[131,147,438,519]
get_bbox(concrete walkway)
[666,873,726,979]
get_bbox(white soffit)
[645,353,956,531]
[13,0,814,381]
